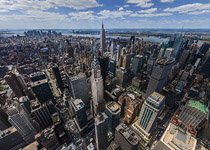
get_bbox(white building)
[132,92,165,146]
[7,102,36,143]
[153,123,197,150]
[91,58,104,115]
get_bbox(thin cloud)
[131,12,172,17]
[126,0,154,8]
[69,11,96,20]
[138,8,157,13]
[164,3,210,15]
[160,0,175,3]
[98,9,133,19]
[0,0,102,12]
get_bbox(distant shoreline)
[1,29,210,42]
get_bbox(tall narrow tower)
[95,113,109,150]
[91,58,104,115]
[100,22,106,54]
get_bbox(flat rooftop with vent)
[71,99,85,111]
[116,123,139,146]
[156,123,197,150]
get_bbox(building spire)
[100,21,106,54]
[102,20,104,29]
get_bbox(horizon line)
[1,28,210,30]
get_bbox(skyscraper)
[98,56,109,85]
[131,55,144,75]
[109,60,117,77]
[164,48,174,58]
[172,34,183,59]
[0,108,11,130]
[0,127,24,150]
[69,73,89,107]
[91,58,105,115]
[31,102,53,130]
[199,43,210,55]
[130,36,135,53]
[116,67,128,87]
[4,72,27,98]
[153,123,197,150]
[157,48,165,59]
[118,92,144,124]
[179,49,190,68]
[122,54,132,70]
[132,92,165,146]
[147,57,156,76]
[170,99,208,137]
[115,123,138,150]
[51,64,64,92]
[19,96,31,113]
[37,127,60,150]
[0,92,6,105]
[200,51,210,78]
[31,79,54,103]
[0,66,7,79]
[110,40,117,60]
[71,99,87,129]
[29,71,46,82]
[95,113,109,150]
[65,39,74,58]
[7,102,36,143]
[146,57,175,97]
[105,101,121,133]
[100,23,106,54]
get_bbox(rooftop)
[70,73,86,81]
[187,100,208,114]
[157,57,175,65]
[29,71,45,78]
[116,123,138,146]
[171,102,207,137]
[106,101,121,115]
[166,48,174,51]
[31,79,48,87]
[95,113,108,125]
[72,99,85,111]
[161,123,197,150]
[42,128,56,139]
[19,96,29,103]
[126,85,143,97]
[135,55,143,58]
[0,127,17,138]
[31,100,41,110]
[127,93,135,100]
[51,63,58,68]
[147,92,165,105]
[108,141,120,150]
[22,141,39,150]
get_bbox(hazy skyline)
[0,0,210,29]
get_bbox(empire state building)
[100,23,106,54]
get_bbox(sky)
[0,0,210,29]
